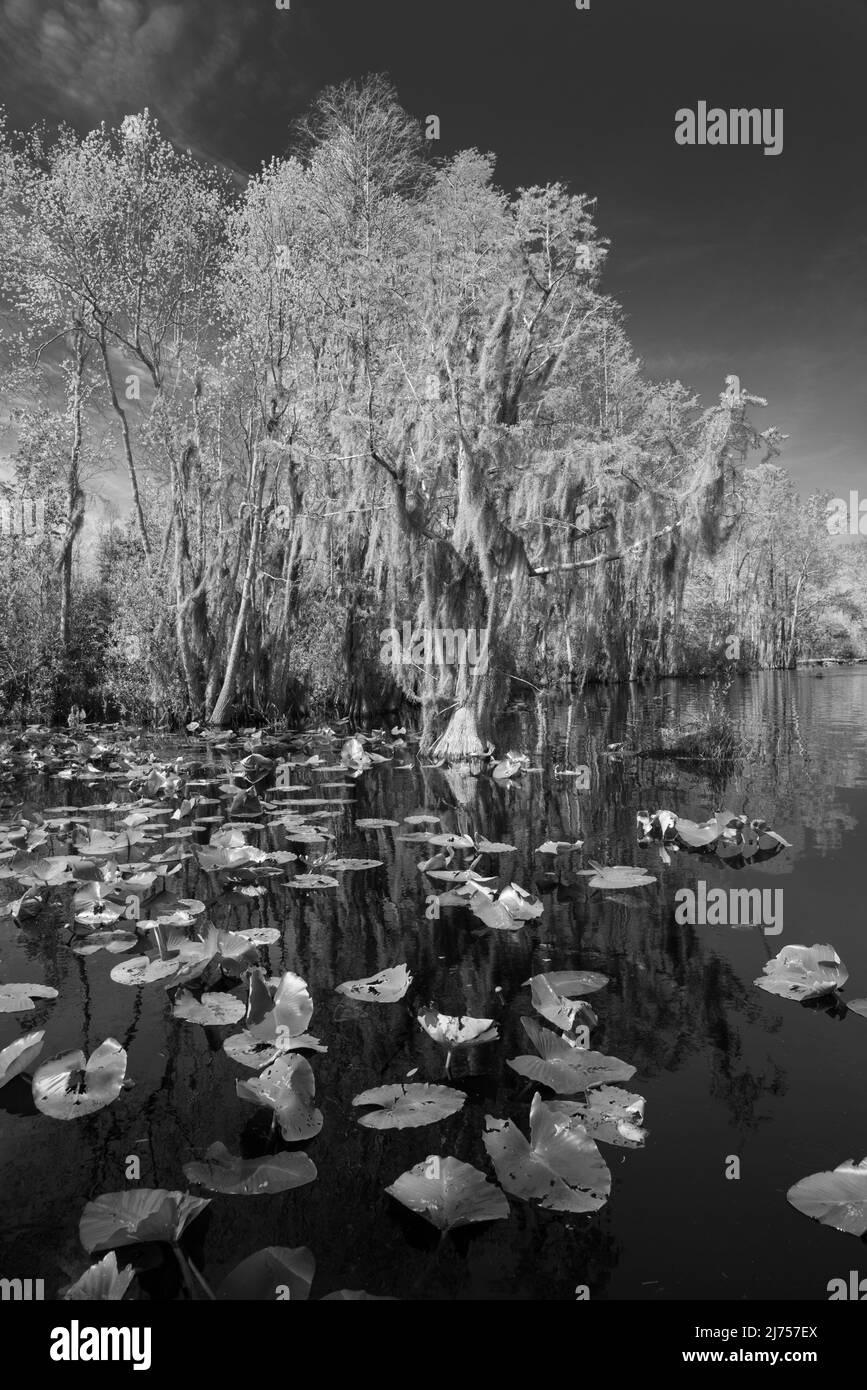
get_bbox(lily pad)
[353,1083,465,1129]
[549,1087,647,1148]
[80,1188,210,1252]
[32,1039,128,1120]
[217,1246,314,1300]
[787,1158,867,1237]
[484,1091,611,1213]
[0,1029,44,1087]
[0,982,59,1013]
[386,1156,509,1230]
[172,990,246,1026]
[336,964,412,1003]
[60,1251,136,1301]
[236,1054,323,1141]
[183,1142,317,1194]
[754,944,848,1002]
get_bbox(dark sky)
[1,0,865,495]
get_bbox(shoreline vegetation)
[2,77,866,751]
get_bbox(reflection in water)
[2,670,867,1299]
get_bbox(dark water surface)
[2,670,866,1301]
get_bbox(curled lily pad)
[417,1012,498,1049]
[236,1054,323,1141]
[353,1083,465,1129]
[79,1188,211,1252]
[484,1092,611,1213]
[755,944,848,1002]
[60,1251,136,1301]
[529,975,597,1033]
[386,1156,509,1230]
[0,1028,44,1087]
[32,1039,127,1120]
[336,964,412,1003]
[218,1246,314,1301]
[0,982,58,1013]
[183,1142,317,1194]
[172,990,246,1026]
[787,1158,867,1236]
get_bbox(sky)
[0,0,865,502]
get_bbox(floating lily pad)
[386,1156,508,1230]
[32,1039,127,1120]
[183,1141,317,1194]
[172,990,246,1026]
[0,982,59,1013]
[787,1158,867,1237]
[353,1083,465,1129]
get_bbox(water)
[2,669,866,1301]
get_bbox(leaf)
[60,1252,136,1301]
[234,927,281,946]
[846,999,867,1019]
[528,975,597,1033]
[336,964,412,1003]
[217,1246,314,1300]
[72,930,139,956]
[326,858,384,871]
[386,1156,509,1229]
[536,840,583,855]
[0,1028,44,1087]
[754,944,848,1002]
[523,970,609,997]
[497,884,544,920]
[582,863,657,890]
[172,990,246,1026]
[287,874,339,889]
[109,954,180,987]
[183,1142,317,1194]
[508,1034,636,1094]
[549,1087,648,1148]
[32,1039,128,1120]
[80,1189,211,1252]
[483,1092,611,1212]
[787,1159,867,1237]
[474,836,517,854]
[0,982,58,1013]
[236,1054,323,1141]
[353,1083,465,1129]
[417,1012,499,1049]
[355,818,399,830]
